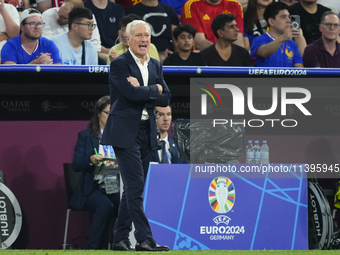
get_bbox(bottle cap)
[248,140,252,143]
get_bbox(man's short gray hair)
[126,20,151,37]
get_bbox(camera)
[290,15,300,30]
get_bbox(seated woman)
[70,95,120,249]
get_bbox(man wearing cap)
[1,8,62,64]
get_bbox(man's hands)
[156,84,163,94]
[109,50,118,62]
[127,76,140,87]
[31,53,53,64]
[127,76,163,94]
[279,25,300,43]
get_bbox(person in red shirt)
[181,0,245,50]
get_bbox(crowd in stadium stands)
[0,0,340,67]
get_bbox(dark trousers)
[84,187,120,249]
[113,123,153,243]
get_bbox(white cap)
[20,8,43,24]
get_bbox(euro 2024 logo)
[209,177,235,213]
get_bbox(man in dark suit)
[101,20,171,251]
[151,105,186,164]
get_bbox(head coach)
[100,20,171,251]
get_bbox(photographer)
[250,1,306,67]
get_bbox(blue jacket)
[70,129,98,210]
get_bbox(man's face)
[270,9,290,34]
[156,106,172,133]
[21,16,43,40]
[175,31,194,52]
[320,14,340,41]
[219,20,239,42]
[56,3,72,26]
[74,18,94,40]
[119,26,128,47]
[127,24,150,59]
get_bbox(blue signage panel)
[143,164,307,250]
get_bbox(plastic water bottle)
[246,140,254,164]
[253,140,261,164]
[260,140,270,164]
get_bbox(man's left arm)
[293,41,304,68]
[293,28,307,57]
[146,62,171,108]
[49,40,62,65]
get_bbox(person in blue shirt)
[52,7,98,65]
[250,2,306,67]
[1,8,62,65]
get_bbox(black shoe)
[112,240,134,251]
[135,238,170,252]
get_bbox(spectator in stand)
[42,0,102,53]
[303,11,340,67]
[244,0,273,51]
[163,24,206,65]
[181,0,245,50]
[0,0,19,57]
[250,2,305,67]
[200,14,252,66]
[52,8,98,65]
[1,8,62,64]
[107,14,159,64]
[317,0,340,15]
[127,0,179,62]
[288,0,331,45]
[84,0,125,55]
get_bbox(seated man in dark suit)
[151,105,186,163]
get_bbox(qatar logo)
[209,177,235,213]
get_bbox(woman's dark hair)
[244,0,259,34]
[89,95,110,139]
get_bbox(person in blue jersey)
[52,7,98,65]
[1,8,62,65]
[251,1,306,67]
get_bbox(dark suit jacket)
[101,50,171,150]
[70,129,98,210]
[151,136,186,163]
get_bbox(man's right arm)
[0,2,19,39]
[256,28,297,58]
[110,60,160,102]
